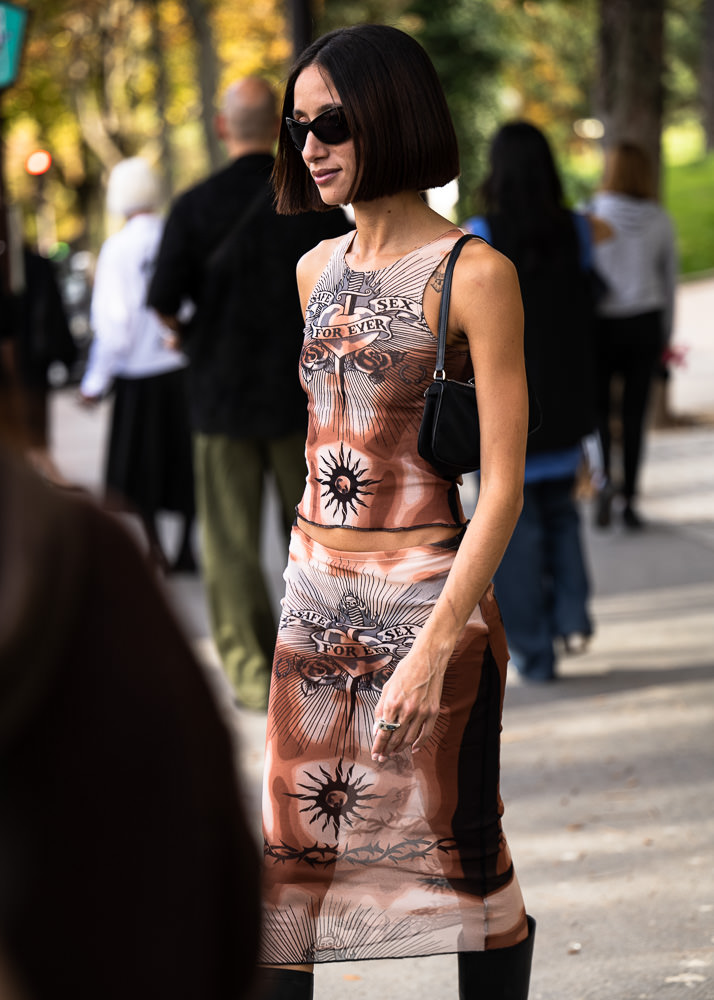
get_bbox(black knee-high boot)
[458,916,536,1000]
[252,968,314,1000]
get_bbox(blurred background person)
[464,121,608,682]
[0,233,77,485]
[148,78,350,712]
[79,157,195,572]
[589,142,677,530]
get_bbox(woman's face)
[291,64,357,207]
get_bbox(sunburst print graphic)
[287,759,381,837]
[318,445,381,524]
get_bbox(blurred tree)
[498,1,598,146]
[316,0,408,30]
[315,0,507,218]
[3,0,706,256]
[699,0,714,149]
[665,0,706,127]
[3,0,290,251]
[289,0,314,55]
[182,0,222,171]
[407,0,506,218]
[143,0,175,196]
[596,0,665,188]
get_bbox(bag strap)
[435,233,477,378]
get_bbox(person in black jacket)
[464,122,610,681]
[0,246,77,484]
[148,77,350,711]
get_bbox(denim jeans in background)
[494,476,592,681]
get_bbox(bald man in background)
[149,78,349,711]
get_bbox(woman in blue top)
[464,122,609,682]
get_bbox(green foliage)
[664,151,714,276]
[4,0,711,260]
[665,0,705,121]
[497,0,599,149]
[406,0,507,218]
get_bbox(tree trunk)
[182,0,223,172]
[596,0,665,192]
[703,0,714,151]
[289,0,313,59]
[145,1,175,197]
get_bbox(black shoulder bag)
[417,233,540,479]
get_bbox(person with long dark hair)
[464,121,607,681]
[589,143,677,529]
[257,25,535,1000]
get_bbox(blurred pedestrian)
[259,26,534,1000]
[0,443,260,1000]
[589,142,677,530]
[148,77,350,711]
[0,242,77,484]
[80,157,196,572]
[464,121,608,681]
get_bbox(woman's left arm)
[372,242,527,761]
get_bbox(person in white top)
[590,143,677,530]
[80,158,195,571]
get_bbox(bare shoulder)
[297,232,349,289]
[456,236,518,291]
[449,237,521,322]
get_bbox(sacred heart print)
[302,268,422,376]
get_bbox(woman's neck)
[349,191,457,270]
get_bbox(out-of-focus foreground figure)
[0,373,260,999]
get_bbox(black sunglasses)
[285,107,351,151]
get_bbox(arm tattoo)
[428,261,446,294]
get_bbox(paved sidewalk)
[49,277,714,999]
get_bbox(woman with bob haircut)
[259,24,535,1000]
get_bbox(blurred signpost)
[0,0,27,88]
[0,0,29,293]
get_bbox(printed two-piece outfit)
[260,230,528,964]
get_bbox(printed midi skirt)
[260,525,527,965]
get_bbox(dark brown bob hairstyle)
[273,24,460,214]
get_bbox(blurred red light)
[25,150,52,176]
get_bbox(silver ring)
[376,718,401,732]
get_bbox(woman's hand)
[370,638,451,762]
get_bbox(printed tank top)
[296,229,472,532]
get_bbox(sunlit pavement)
[50,276,714,1000]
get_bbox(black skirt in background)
[106,368,194,518]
